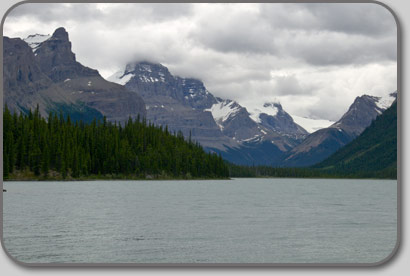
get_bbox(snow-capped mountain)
[205,98,266,143]
[205,98,308,146]
[253,102,308,139]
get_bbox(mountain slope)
[3,28,146,123]
[284,93,396,167]
[314,101,397,178]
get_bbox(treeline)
[3,105,229,180]
[228,163,396,180]
[228,164,333,179]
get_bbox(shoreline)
[3,176,396,182]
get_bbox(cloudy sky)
[3,3,397,121]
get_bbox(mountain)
[3,27,146,123]
[283,92,397,167]
[109,61,234,150]
[313,101,397,178]
[206,98,308,144]
[109,61,307,164]
[248,101,308,139]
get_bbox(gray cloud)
[189,6,276,54]
[284,31,397,66]
[7,3,193,25]
[273,75,315,96]
[260,3,396,37]
[3,3,397,121]
[7,3,103,23]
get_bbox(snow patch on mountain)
[292,116,335,133]
[107,71,134,85]
[248,101,280,123]
[23,34,51,51]
[375,93,396,110]
[205,100,241,130]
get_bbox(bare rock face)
[3,27,146,123]
[3,37,52,114]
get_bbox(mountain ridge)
[4,28,397,168]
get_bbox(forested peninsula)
[3,106,229,180]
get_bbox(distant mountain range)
[109,61,396,166]
[3,27,397,168]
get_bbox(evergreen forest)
[3,105,229,180]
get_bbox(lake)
[2,178,397,264]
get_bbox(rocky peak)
[247,100,308,139]
[36,27,75,63]
[110,61,175,88]
[51,27,69,41]
[330,94,393,136]
[177,77,217,109]
[110,61,218,109]
[129,61,173,80]
[34,27,99,82]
